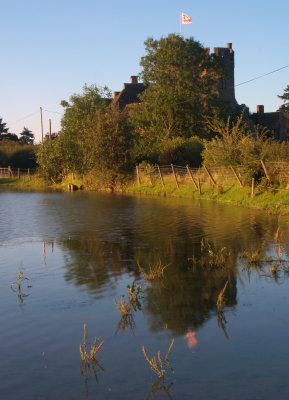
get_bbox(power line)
[235,64,289,87]
[9,110,39,126]
[43,109,63,115]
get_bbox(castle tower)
[214,43,237,109]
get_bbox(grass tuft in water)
[138,260,169,280]
[127,280,142,311]
[142,338,174,379]
[79,324,104,363]
[191,239,230,269]
[216,280,229,313]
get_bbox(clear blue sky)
[1,0,288,142]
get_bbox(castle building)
[250,105,289,140]
[113,43,289,139]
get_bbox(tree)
[130,34,225,142]
[278,85,289,111]
[60,84,111,135]
[0,117,18,141]
[83,105,134,187]
[19,127,34,145]
[0,118,9,134]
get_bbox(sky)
[1,0,288,142]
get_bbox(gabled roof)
[113,76,146,109]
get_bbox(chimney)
[226,43,232,50]
[256,105,264,114]
[114,91,120,99]
[130,76,138,84]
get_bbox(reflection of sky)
[185,331,198,349]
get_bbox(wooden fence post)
[28,168,30,179]
[157,165,165,186]
[204,166,216,185]
[198,178,202,195]
[8,166,13,177]
[261,160,270,181]
[18,168,20,178]
[251,178,255,198]
[230,165,243,187]
[171,164,179,188]
[186,165,198,190]
[136,165,141,185]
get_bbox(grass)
[191,239,230,269]
[142,338,174,379]
[138,260,169,280]
[79,324,104,363]
[216,280,229,313]
[0,176,47,190]
[126,178,289,215]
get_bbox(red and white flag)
[181,12,192,24]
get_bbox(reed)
[79,324,104,363]
[142,338,174,379]
[127,280,142,310]
[216,280,229,313]
[115,296,133,316]
[138,260,169,280]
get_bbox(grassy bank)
[0,176,47,190]
[2,173,289,216]
[126,179,289,215]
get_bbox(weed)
[115,296,133,316]
[216,280,229,313]
[127,280,142,310]
[79,324,104,363]
[191,239,230,269]
[142,339,174,379]
[138,260,169,280]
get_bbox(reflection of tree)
[60,236,140,293]
[143,264,237,335]
[51,193,289,335]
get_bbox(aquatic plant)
[142,338,174,379]
[127,279,142,310]
[15,268,29,290]
[115,295,133,316]
[216,280,229,313]
[138,260,169,280]
[79,324,104,363]
[191,239,230,269]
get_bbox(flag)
[181,12,192,24]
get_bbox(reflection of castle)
[113,42,289,139]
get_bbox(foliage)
[202,113,284,183]
[130,34,226,141]
[0,118,19,142]
[36,134,80,180]
[138,260,169,280]
[19,127,34,145]
[278,85,289,111]
[0,141,36,168]
[142,338,174,379]
[60,84,111,135]
[83,105,134,187]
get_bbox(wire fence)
[0,167,37,178]
[135,161,289,194]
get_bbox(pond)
[0,191,289,399]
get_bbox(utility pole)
[49,119,52,140]
[40,107,44,142]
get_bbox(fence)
[135,161,289,197]
[0,167,37,179]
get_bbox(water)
[0,191,289,399]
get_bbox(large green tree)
[278,85,289,111]
[131,34,225,143]
[60,84,111,135]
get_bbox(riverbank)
[126,180,289,215]
[2,175,289,215]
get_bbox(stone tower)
[214,43,237,109]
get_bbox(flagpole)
[180,11,182,35]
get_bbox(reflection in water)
[146,379,175,400]
[184,331,198,349]
[41,193,289,340]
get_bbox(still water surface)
[0,191,289,399]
